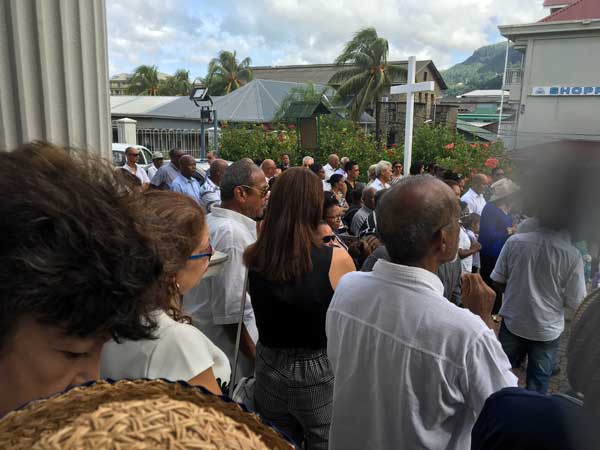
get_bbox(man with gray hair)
[184,160,269,383]
[302,155,314,168]
[327,176,516,450]
[260,159,277,182]
[323,154,339,180]
[370,160,392,192]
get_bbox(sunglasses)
[188,244,213,261]
[322,235,336,244]
[241,184,270,198]
[127,153,140,157]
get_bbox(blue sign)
[532,86,600,96]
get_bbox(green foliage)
[441,42,523,97]
[218,124,299,163]
[329,28,404,125]
[157,69,192,96]
[206,50,253,96]
[128,65,160,95]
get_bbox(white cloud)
[106,0,546,77]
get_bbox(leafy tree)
[157,69,192,96]
[273,83,330,121]
[127,65,160,95]
[206,51,253,96]
[329,27,404,141]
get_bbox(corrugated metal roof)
[283,101,331,119]
[540,0,600,22]
[456,119,497,142]
[459,90,509,97]
[543,0,576,7]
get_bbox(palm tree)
[157,69,192,96]
[128,65,160,95]
[329,28,404,141]
[206,51,253,96]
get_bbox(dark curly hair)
[0,142,164,352]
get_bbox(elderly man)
[122,146,150,185]
[461,173,488,215]
[260,159,277,182]
[370,160,392,191]
[147,151,164,180]
[150,147,185,189]
[323,154,339,180]
[302,155,314,168]
[326,176,516,450]
[199,158,228,213]
[170,155,201,203]
[184,161,269,383]
[350,187,376,235]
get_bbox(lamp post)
[189,85,214,159]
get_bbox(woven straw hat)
[489,178,520,203]
[0,379,296,450]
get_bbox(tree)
[329,27,404,141]
[206,50,253,96]
[157,69,192,96]
[273,83,329,121]
[127,65,160,95]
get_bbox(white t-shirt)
[100,311,231,388]
[370,177,390,192]
[461,188,486,215]
[459,226,473,273]
[121,163,150,184]
[147,164,158,181]
[326,260,516,450]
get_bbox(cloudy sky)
[106,0,546,79]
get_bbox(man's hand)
[469,241,482,252]
[461,273,495,329]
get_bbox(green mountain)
[441,42,523,97]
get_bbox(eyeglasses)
[188,244,213,261]
[322,235,336,244]
[240,184,270,198]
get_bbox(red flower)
[484,158,499,169]
[470,143,478,149]
[482,143,490,149]
[288,124,296,129]
[445,143,455,150]
[391,143,398,148]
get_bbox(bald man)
[461,173,489,215]
[199,158,229,213]
[260,159,277,181]
[324,154,339,180]
[327,176,516,450]
[170,155,201,203]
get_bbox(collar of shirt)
[465,188,483,199]
[210,206,256,235]
[122,163,140,174]
[372,259,445,297]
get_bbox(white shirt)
[370,177,390,192]
[491,230,586,341]
[459,226,473,273]
[122,163,150,184]
[100,311,231,387]
[183,206,258,383]
[323,163,336,180]
[322,180,331,192]
[326,260,516,450]
[198,177,221,213]
[461,188,486,215]
[466,229,480,268]
[147,164,159,181]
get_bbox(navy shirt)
[479,202,513,258]
[472,387,596,450]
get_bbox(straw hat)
[152,151,164,160]
[489,178,520,203]
[0,379,296,450]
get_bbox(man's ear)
[233,185,246,203]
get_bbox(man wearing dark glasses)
[122,146,150,186]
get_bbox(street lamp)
[189,83,217,159]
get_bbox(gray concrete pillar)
[0,0,111,158]
[116,118,137,145]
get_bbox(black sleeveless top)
[249,245,334,349]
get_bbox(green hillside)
[441,42,523,97]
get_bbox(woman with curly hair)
[101,191,230,394]
[0,143,164,417]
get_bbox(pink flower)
[470,143,478,149]
[288,124,296,129]
[484,158,499,169]
[445,143,455,150]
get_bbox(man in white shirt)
[461,174,488,215]
[492,228,586,393]
[199,159,228,213]
[121,146,150,185]
[326,175,516,450]
[184,160,268,383]
[370,160,392,191]
[333,156,349,180]
[260,159,277,183]
[323,154,339,180]
[146,151,164,181]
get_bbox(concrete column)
[0,0,111,158]
[116,118,137,145]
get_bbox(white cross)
[390,56,435,176]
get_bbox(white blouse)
[100,311,231,389]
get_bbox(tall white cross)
[390,56,435,176]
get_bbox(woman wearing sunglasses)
[101,191,230,394]
[245,168,355,450]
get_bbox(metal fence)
[505,68,522,86]
[112,126,214,159]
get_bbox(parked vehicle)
[111,143,153,167]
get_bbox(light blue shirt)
[171,174,201,204]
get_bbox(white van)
[111,143,153,167]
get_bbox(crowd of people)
[1,141,599,449]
